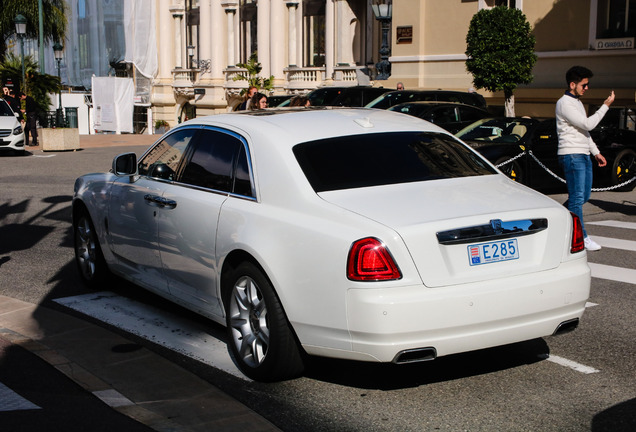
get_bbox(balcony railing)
[172,68,199,86]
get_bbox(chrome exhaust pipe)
[393,347,437,364]
[553,318,579,336]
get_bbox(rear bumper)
[337,258,590,363]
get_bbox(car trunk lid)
[319,175,570,288]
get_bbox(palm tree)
[0,53,60,117]
[0,0,67,61]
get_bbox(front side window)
[293,132,495,192]
[138,129,197,180]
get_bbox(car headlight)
[13,125,23,135]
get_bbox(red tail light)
[347,237,402,281]
[570,213,585,253]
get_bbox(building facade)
[150,0,634,127]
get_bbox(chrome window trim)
[138,124,257,201]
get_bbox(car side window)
[138,129,196,180]
[180,129,248,194]
[233,145,254,198]
[459,106,485,122]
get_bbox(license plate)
[468,239,519,266]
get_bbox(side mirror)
[15,112,21,120]
[112,152,137,176]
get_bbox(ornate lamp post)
[53,42,64,127]
[371,1,392,80]
[14,14,27,93]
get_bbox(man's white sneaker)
[584,237,601,251]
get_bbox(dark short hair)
[565,66,593,85]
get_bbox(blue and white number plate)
[468,239,519,266]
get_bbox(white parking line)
[589,262,636,285]
[591,236,636,252]
[54,292,247,380]
[545,355,600,374]
[588,220,636,230]
[92,389,135,407]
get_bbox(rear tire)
[611,149,636,191]
[74,208,109,288]
[496,156,524,184]
[224,262,304,381]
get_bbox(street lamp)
[53,42,64,127]
[14,14,27,93]
[371,1,392,80]
[187,45,195,69]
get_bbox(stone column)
[170,5,185,68]
[199,0,211,77]
[158,0,173,78]
[287,2,298,66]
[270,0,285,79]
[257,0,271,77]
[210,0,225,77]
[325,0,334,82]
[223,3,238,67]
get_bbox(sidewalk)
[0,295,281,432]
[28,132,159,150]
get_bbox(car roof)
[179,107,449,146]
[390,101,487,109]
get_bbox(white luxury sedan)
[73,107,590,381]
[0,98,25,154]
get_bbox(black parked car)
[388,101,490,133]
[456,117,636,191]
[279,86,392,107]
[366,89,488,110]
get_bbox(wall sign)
[396,26,413,44]
[594,38,634,50]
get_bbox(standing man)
[20,92,39,146]
[556,66,614,251]
[3,84,21,114]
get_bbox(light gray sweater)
[555,92,608,156]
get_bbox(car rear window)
[293,132,496,192]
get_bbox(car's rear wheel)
[611,149,636,191]
[224,262,304,381]
[496,156,524,183]
[74,208,109,288]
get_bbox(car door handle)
[144,194,177,209]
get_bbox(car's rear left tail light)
[570,212,585,253]
[347,237,402,281]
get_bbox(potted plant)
[154,119,170,134]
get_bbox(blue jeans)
[559,154,593,237]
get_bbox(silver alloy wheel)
[228,275,269,368]
[75,215,97,280]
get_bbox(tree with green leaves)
[0,53,61,119]
[465,6,537,117]
[0,0,67,62]
[233,51,274,95]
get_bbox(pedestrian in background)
[289,95,310,107]
[396,82,404,90]
[237,86,257,111]
[249,92,268,110]
[3,84,21,115]
[555,65,614,251]
[20,92,39,146]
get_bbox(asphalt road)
[1,144,635,431]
